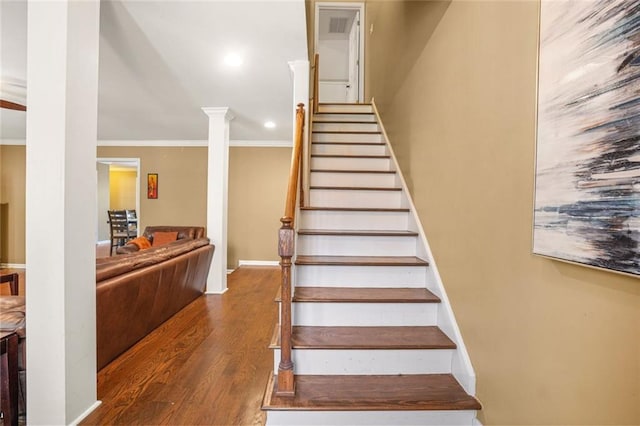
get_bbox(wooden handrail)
[276,103,305,396]
[313,53,319,113]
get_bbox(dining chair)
[108,210,133,256]
[0,273,19,296]
[126,209,138,237]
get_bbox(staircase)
[262,103,481,425]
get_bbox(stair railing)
[312,53,319,114]
[276,103,305,396]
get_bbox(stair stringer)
[371,99,478,396]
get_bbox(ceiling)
[0,0,308,142]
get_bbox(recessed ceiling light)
[224,53,243,67]
[264,121,276,129]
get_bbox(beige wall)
[366,1,640,424]
[108,169,137,211]
[228,147,291,269]
[96,162,111,241]
[0,145,26,264]
[2,144,288,269]
[97,146,208,234]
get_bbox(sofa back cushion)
[143,226,205,242]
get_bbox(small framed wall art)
[147,173,158,199]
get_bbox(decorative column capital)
[201,107,234,121]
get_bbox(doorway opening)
[96,158,140,243]
[314,2,365,103]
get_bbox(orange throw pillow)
[152,231,178,247]
[128,236,151,250]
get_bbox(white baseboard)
[227,269,235,274]
[205,288,229,295]
[238,260,279,267]
[70,400,102,425]
[0,263,26,269]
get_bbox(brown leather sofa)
[96,226,214,370]
[116,225,206,254]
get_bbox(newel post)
[277,216,295,395]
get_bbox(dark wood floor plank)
[293,287,440,303]
[295,255,429,266]
[81,266,281,426]
[263,373,481,411]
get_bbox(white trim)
[229,140,292,148]
[1,139,292,148]
[205,288,229,295]
[226,269,235,274]
[238,260,280,267]
[69,400,102,426]
[98,140,207,147]
[0,139,26,145]
[0,263,26,269]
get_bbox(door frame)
[314,2,365,103]
[96,157,141,239]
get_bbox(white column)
[25,0,100,424]
[202,107,234,294]
[288,60,310,205]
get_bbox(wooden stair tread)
[262,373,481,411]
[312,120,377,124]
[310,186,401,192]
[311,169,396,174]
[314,111,375,115]
[293,287,440,303]
[298,229,418,237]
[313,130,381,134]
[301,207,410,212]
[270,326,455,349]
[296,255,429,266]
[311,141,385,146]
[311,154,390,158]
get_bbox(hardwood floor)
[82,266,280,425]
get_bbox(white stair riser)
[310,189,402,208]
[272,349,453,375]
[298,234,417,257]
[313,113,376,122]
[313,132,383,143]
[311,143,387,156]
[310,156,391,171]
[291,302,437,326]
[295,265,428,287]
[313,122,380,132]
[310,172,397,188]
[317,104,373,114]
[299,210,410,231]
[266,410,477,426]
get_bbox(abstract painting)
[534,0,640,276]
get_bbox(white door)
[315,3,365,103]
[346,11,360,103]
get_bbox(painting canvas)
[534,0,640,276]
[147,173,158,199]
